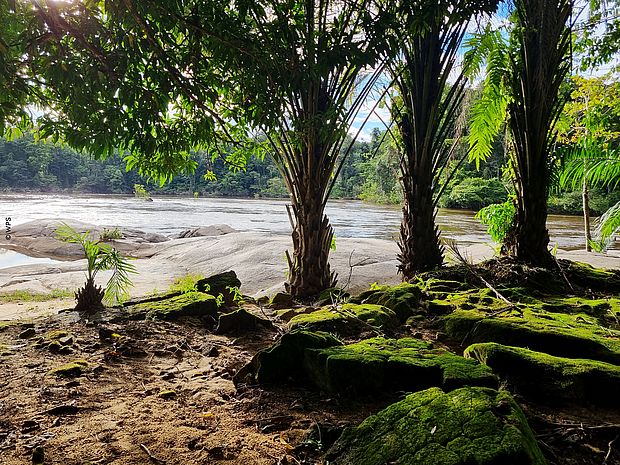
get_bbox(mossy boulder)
[196,270,242,305]
[214,308,273,335]
[268,292,295,309]
[288,303,399,335]
[234,330,342,385]
[443,308,620,365]
[316,287,350,305]
[124,292,218,320]
[48,360,89,378]
[465,342,620,406]
[304,338,497,394]
[351,283,423,321]
[326,386,547,465]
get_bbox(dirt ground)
[1,305,619,465]
[0,309,390,465]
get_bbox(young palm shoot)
[55,223,137,313]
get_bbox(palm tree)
[467,0,573,265]
[391,0,498,278]
[55,223,136,312]
[502,0,573,264]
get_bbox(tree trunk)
[502,178,552,265]
[398,162,444,279]
[583,178,592,251]
[74,276,105,313]
[285,189,336,298]
[503,0,571,267]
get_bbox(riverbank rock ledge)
[326,386,547,465]
[304,337,497,394]
[288,303,399,335]
[124,291,219,320]
[464,342,620,406]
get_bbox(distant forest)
[1,132,618,216]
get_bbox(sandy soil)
[0,309,387,465]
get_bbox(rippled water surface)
[0,193,600,251]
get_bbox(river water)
[0,193,597,253]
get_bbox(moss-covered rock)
[326,386,547,465]
[214,308,273,335]
[124,292,218,320]
[196,270,241,293]
[288,303,399,335]
[196,270,242,305]
[234,330,342,385]
[443,308,620,365]
[316,287,350,306]
[268,292,295,309]
[351,283,423,321]
[304,338,497,394]
[464,342,620,406]
[48,359,89,378]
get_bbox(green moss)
[0,321,29,332]
[0,289,72,302]
[124,292,218,320]
[48,359,89,378]
[45,330,70,341]
[465,342,620,406]
[168,274,205,293]
[351,283,423,321]
[443,307,620,365]
[304,338,497,394]
[268,291,294,309]
[316,287,350,305]
[288,303,398,335]
[234,330,342,385]
[326,386,547,465]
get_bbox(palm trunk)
[74,276,105,313]
[503,175,552,264]
[398,117,444,278]
[285,183,336,298]
[503,0,571,267]
[583,178,592,251]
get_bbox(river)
[0,193,597,252]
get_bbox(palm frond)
[595,200,620,249]
[559,144,620,190]
[54,222,90,246]
[96,248,137,305]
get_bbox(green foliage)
[475,198,516,244]
[440,177,508,210]
[133,184,151,200]
[100,228,123,242]
[464,27,511,166]
[169,274,205,294]
[0,289,72,302]
[593,201,620,252]
[55,223,136,305]
[227,286,245,304]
